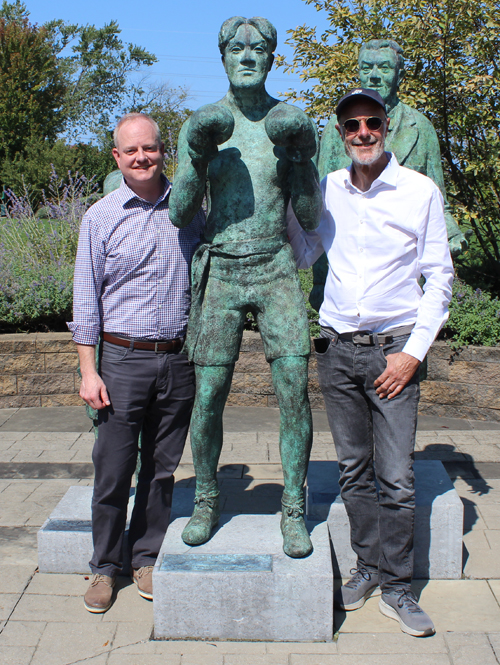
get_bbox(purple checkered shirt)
[68,176,204,345]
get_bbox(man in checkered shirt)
[68,113,204,613]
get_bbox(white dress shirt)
[287,153,454,361]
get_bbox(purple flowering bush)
[0,170,98,332]
[441,278,500,348]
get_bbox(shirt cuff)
[67,322,101,346]
[402,334,430,363]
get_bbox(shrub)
[0,169,97,332]
[441,279,500,348]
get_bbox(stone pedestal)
[37,485,196,574]
[306,460,463,579]
[153,515,333,641]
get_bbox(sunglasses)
[342,116,384,134]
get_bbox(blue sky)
[28,0,330,110]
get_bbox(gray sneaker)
[379,589,435,637]
[335,568,379,610]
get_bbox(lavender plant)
[0,169,98,331]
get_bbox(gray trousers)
[316,330,420,591]
[90,341,195,577]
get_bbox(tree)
[0,11,65,161]
[45,18,157,138]
[277,0,500,293]
[0,1,161,198]
[0,1,158,141]
[127,81,193,179]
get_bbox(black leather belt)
[103,332,184,352]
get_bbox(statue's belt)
[184,232,288,362]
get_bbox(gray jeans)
[90,341,195,577]
[316,328,420,591]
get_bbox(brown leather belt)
[103,332,184,352]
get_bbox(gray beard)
[345,140,385,166]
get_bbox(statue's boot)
[181,489,220,546]
[280,494,313,558]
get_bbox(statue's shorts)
[189,242,311,366]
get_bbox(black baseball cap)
[335,88,387,118]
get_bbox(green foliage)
[46,18,157,138]
[127,82,193,181]
[0,139,115,203]
[0,261,74,331]
[0,170,97,332]
[442,278,500,347]
[277,0,500,294]
[298,268,321,337]
[0,12,66,161]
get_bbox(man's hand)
[265,104,316,163]
[374,351,421,400]
[76,344,111,410]
[186,104,234,163]
[79,371,110,410]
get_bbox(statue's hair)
[113,113,161,148]
[359,39,404,71]
[218,16,277,56]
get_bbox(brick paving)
[0,406,499,664]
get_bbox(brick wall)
[0,332,499,420]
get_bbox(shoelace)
[283,504,304,519]
[194,494,218,509]
[135,566,154,579]
[396,589,423,614]
[345,568,373,589]
[91,574,112,587]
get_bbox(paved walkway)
[1,406,499,664]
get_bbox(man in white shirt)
[288,88,454,637]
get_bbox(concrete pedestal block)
[37,485,196,574]
[153,515,333,641]
[306,460,463,579]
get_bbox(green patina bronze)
[169,16,322,558]
[103,169,123,195]
[311,38,467,312]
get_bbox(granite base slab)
[306,460,463,579]
[37,485,196,574]
[153,514,333,641]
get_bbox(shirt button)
[359,248,364,253]
[360,220,364,224]
[158,305,162,309]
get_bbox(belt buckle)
[155,341,161,353]
[353,331,375,346]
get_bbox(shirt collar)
[115,173,172,207]
[344,152,399,193]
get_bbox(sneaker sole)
[379,598,435,637]
[336,585,379,611]
[84,600,112,613]
[132,577,153,600]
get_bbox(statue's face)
[358,47,401,103]
[223,24,272,90]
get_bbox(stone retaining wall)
[0,332,499,420]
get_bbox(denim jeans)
[316,329,420,591]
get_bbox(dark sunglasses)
[342,116,384,133]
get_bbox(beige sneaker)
[132,566,154,600]
[84,574,115,613]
